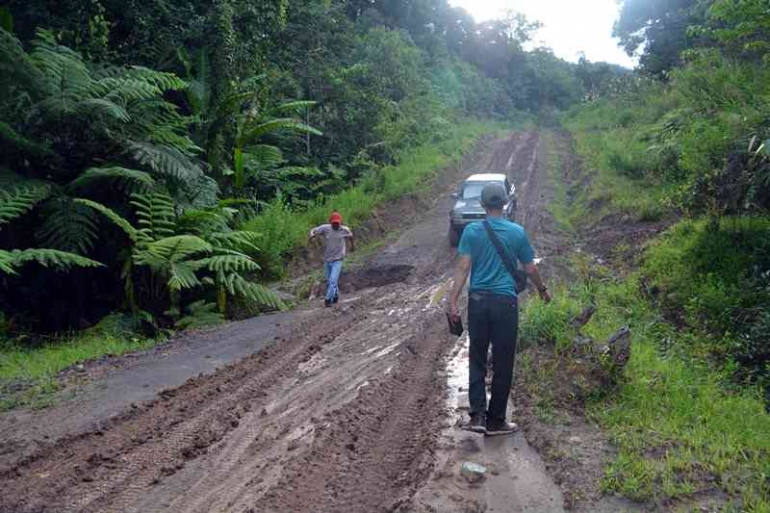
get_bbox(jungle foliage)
[0,0,604,335]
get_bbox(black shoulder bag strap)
[483,219,528,294]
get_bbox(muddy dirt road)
[1,132,562,513]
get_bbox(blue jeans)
[324,260,343,301]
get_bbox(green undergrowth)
[244,120,505,277]
[520,255,770,509]
[0,314,161,411]
[562,106,670,224]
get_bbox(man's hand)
[448,299,461,322]
[448,255,471,323]
[538,288,552,304]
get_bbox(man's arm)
[524,262,552,303]
[348,233,355,252]
[448,255,472,320]
[308,225,322,241]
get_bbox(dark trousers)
[468,292,518,422]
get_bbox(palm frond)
[69,166,155,193]
[36,196,100,254]
[0,185,51,227]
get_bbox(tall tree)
[614,0,710,76]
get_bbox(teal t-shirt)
[457,217,535,297]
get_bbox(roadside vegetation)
[519,0,770,508]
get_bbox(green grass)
[522,134,770,508]
[0,321,160,411]
[244,120,504,277]
[561,105,670,224]
[520,266,770,509]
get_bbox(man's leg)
[487,296,518,426]
[467,295,491,420]
[325,260,342,301]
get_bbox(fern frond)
[209,230,261,252]
[36,196,100,254]
[126,140,204,181]
[124,66,187,92]
[0,185,51,227]
[69,167,155,193]
[126,100,199,154]
[238,118,323,146]
[176,208,230,236]
[227,274,285,311]
[138,235,212,263]
[74,97,131,122]
[90,77,162,103]
[174,300,223,329]
[9,248,103,272]
[30,30,91,114]
[0,120,58,161]
[266,100,317,117]
[134,235,212,291]
[0,249,17,274]
[195,254,260,273]
[74,198,144,243]
[243,144,284,170]
[130,192,176,240]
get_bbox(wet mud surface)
[0,131,619,512]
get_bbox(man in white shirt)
[309,211,355,307]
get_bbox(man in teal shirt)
[449,183,551,435]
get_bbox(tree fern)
[35,195,100,254]
[0,185,51,227]
[68,167,155,193]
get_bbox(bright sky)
[448,0,637,68]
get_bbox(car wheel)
[448,224,461,247]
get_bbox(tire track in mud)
[0,132,542,513]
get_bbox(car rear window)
[462,181,503,200]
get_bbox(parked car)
[448,173,517,247]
